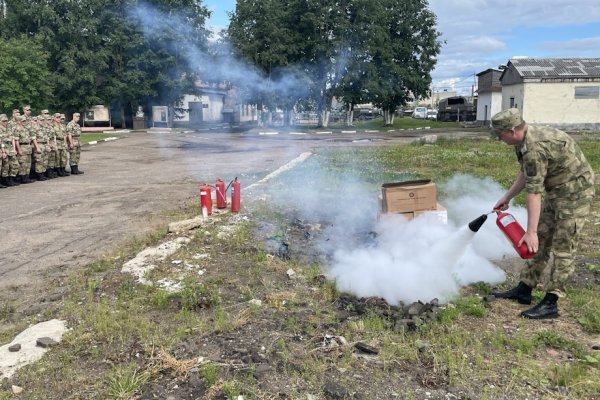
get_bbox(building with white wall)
[499,58,600,130]
[476,69,502,125]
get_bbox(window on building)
[509,97,515,108]
[575,86,600,99]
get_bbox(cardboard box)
[377,202,448,224]
[403,203,448,224]
[381,179,437,213]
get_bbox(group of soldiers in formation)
[0,106,84,188]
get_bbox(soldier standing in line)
[31,116,47,181]
[52,113,70,176]
[7,109,20,130]
[23,105,32,121]
[14,115,35,184]
[66,113,84,174]
[0,114,17,188]
[41,113,56,179]
[490,108,595,319]
[1,114,21,186]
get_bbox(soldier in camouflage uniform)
[14,115,35,184]
[490,108,595,319]
[31,116,48,181]
[41,110,57,178]
[1,114,21,186]
[66,113,84,174]
[0,114,20,187]
[52,113,70,176]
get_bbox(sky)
[203,0,600,95]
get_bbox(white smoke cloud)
[323,174,527,305]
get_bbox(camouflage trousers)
[58,148,69,168]
[47,148,56,169]
[520,187,595,297]
[1,154,19,177]
[69,140,81,165]
[34,149,47,173]
[17,145,32,176]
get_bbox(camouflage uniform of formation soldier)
[489,108,595,320]
[0,106,85,188]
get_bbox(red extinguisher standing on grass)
[215,178,227,209]
[231,177,241,213]
[200,183,212,216]
[496,210,535,259]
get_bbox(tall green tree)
[1,0,211,123]
[0,36,53,112]
[228,0,304,125]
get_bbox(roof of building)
[508,58,600,78]
[476,68,502,76]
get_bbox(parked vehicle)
[437,96,476,122]
[426,109,438,120]
[412,106,428,119]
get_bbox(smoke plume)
[265,167,526,305]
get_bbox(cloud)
[428,0,600,94]
[540,36,600,54]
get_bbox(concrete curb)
[82,137,118,146]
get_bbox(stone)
[324,380,349,399]
[354,342,379,355]
[12,385,24,394]
[253,364,273,379]
[592,345,600,351]
[36,337,58,348]
[8,344,21,352]
[407,301,426,317]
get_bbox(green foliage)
[201,363,219,386]
[106,364,149,399]
[453,296,486,317]
[0,36,53,112]
[1,0,210,115]
[567,287,600,334]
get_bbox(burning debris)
[335,293,443,332]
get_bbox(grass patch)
[80,133,115,143]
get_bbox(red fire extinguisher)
[200,183,212,216]
[215,178,227,209]
[231,177,241,213]
[496,211,535,259]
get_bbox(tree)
[228,0,306,126]
[0,36,53,112]
[367,0,441,125]
[1,0,211,124]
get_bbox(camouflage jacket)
[66,120,81,137]
[516,125,595,208]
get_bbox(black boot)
[56,168,65,177]
[521,293,559,319]
[9,176,20,186]
[0,178,6,188]
[71,165,84,175]
[491,281,532,304]
[45,169,54,179]
[51,168,59,178]
[19,174,33,184]
[62,167,70,176]
[36,172,47,181]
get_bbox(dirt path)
[0,128,480,294]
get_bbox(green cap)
[490,108,524,137]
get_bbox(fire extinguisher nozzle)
[468,214,488,232]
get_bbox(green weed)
[201,363,219,386]
[106,364,149,399]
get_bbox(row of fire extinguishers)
[200,178,240,217]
